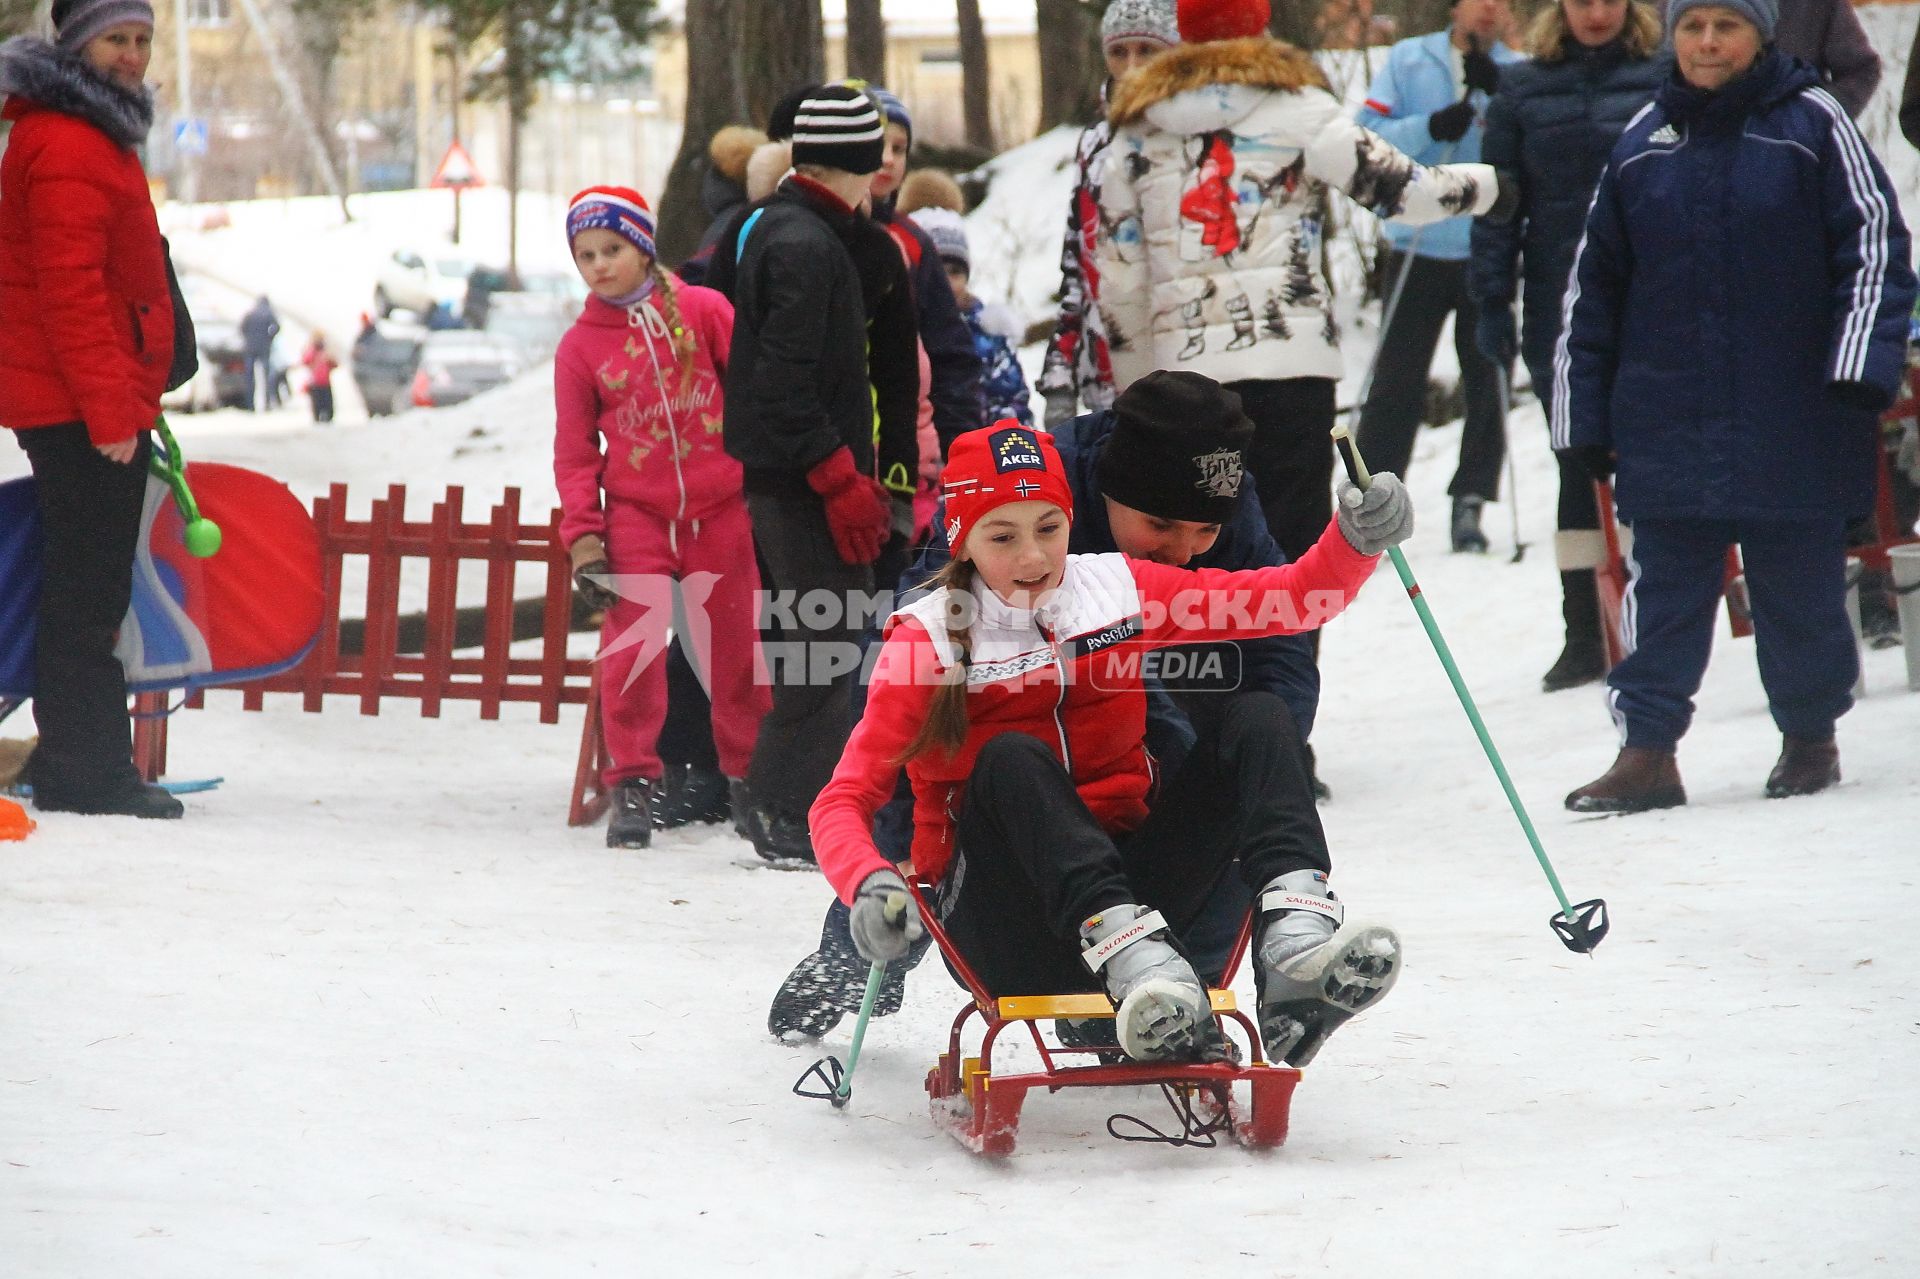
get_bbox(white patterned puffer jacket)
[1098,36,1498,389]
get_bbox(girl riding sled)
[809,423,1414,1065]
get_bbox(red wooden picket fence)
[132,483,612,825]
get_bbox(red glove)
[807,446,892,565]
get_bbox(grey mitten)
[1042,389,1078,430]
[1336,473,1414,556]
[848,870,925,963]
[569,534,618,612]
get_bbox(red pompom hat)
[1177,0,1271,42]
[940,422,1076,553]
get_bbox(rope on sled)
[1106,1084,1232,1149]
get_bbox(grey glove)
[1042,389,1078,430]
[1336,473,1414,556]
[848,869,925,963]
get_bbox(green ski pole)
[1332,423,1607,954]
[148,415,222,558]
[792,892,911,1107]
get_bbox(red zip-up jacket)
[0,96,173,444]
[552,285,739,547]
[809,519,1379,903]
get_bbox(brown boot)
[1565,747,1686,814]
[1765,736,1840,799]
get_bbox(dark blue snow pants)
[1611,517,1855,751]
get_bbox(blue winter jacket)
[1356,29,1523,260]
[1468,38,1667,389]
[1552,52,1916,524]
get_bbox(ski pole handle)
[1330,423,1375,490]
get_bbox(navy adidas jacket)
[1551,52,1915,523]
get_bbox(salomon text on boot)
[1252,870,1401,1067]
[1079,905,1233,1064]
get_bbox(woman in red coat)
[0,0,183,818]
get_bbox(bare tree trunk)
[1035,0,1103,132]
[657,0,747,266]
[845,0,887,84]
[956,0,992,148]
[505,6,527,288]
[1268,0,1322,49]
[742,0,825,128]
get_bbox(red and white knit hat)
[940,422,1075,553]
[1177,0,1271,43]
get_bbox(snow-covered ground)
[6,39,1920,1272]
[6,390,1920,1275]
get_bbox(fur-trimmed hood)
[708,125,768,185]
[1109,36,1325,129]
[0,36,153,148]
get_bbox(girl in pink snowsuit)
[554,185,768,848]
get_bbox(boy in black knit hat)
[721,85,904,863]
[771,371,1346,1050]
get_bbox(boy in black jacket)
[723,85,898,862]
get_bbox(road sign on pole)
[430,140,483,190]
[173,118,209,157]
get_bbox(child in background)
[911,208,1033,427]
[553,185,768,850]
[301,331,335,424]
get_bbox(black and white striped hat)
[788,84,885,177]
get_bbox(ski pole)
[791,893,911,1107]
[148,415,222,558]
[1497,364,1526,563]
[1331,422,1608,954]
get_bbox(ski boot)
[606,777,654,849]
[1080,905,1233,1064]
[1252,870,1401,1067]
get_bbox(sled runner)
[907,876,1300,1158]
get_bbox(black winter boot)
[606,777,655,848]
[654,763,732,829]
[1542,570,1608,692]
[1451,496,1490,553]
[31,775,183,820]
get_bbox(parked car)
[351,319,426,417]
[482,292,575,363]
[408,331,522,409]
[462,266,582,330]
[373,247,476,321]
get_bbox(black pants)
[743,490,873,817]
[14,423,151,795]
[1357,252,1505,501]
[310,385,334,423]
[935,694,1329,998]
[1227,377,1336,567]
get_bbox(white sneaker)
[1253,870,1401,1066]
[1080,905,1232,1064]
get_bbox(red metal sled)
[908,877,1300,1158]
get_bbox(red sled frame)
[907,877,1300,1158]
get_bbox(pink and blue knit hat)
[565,185,656,261]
